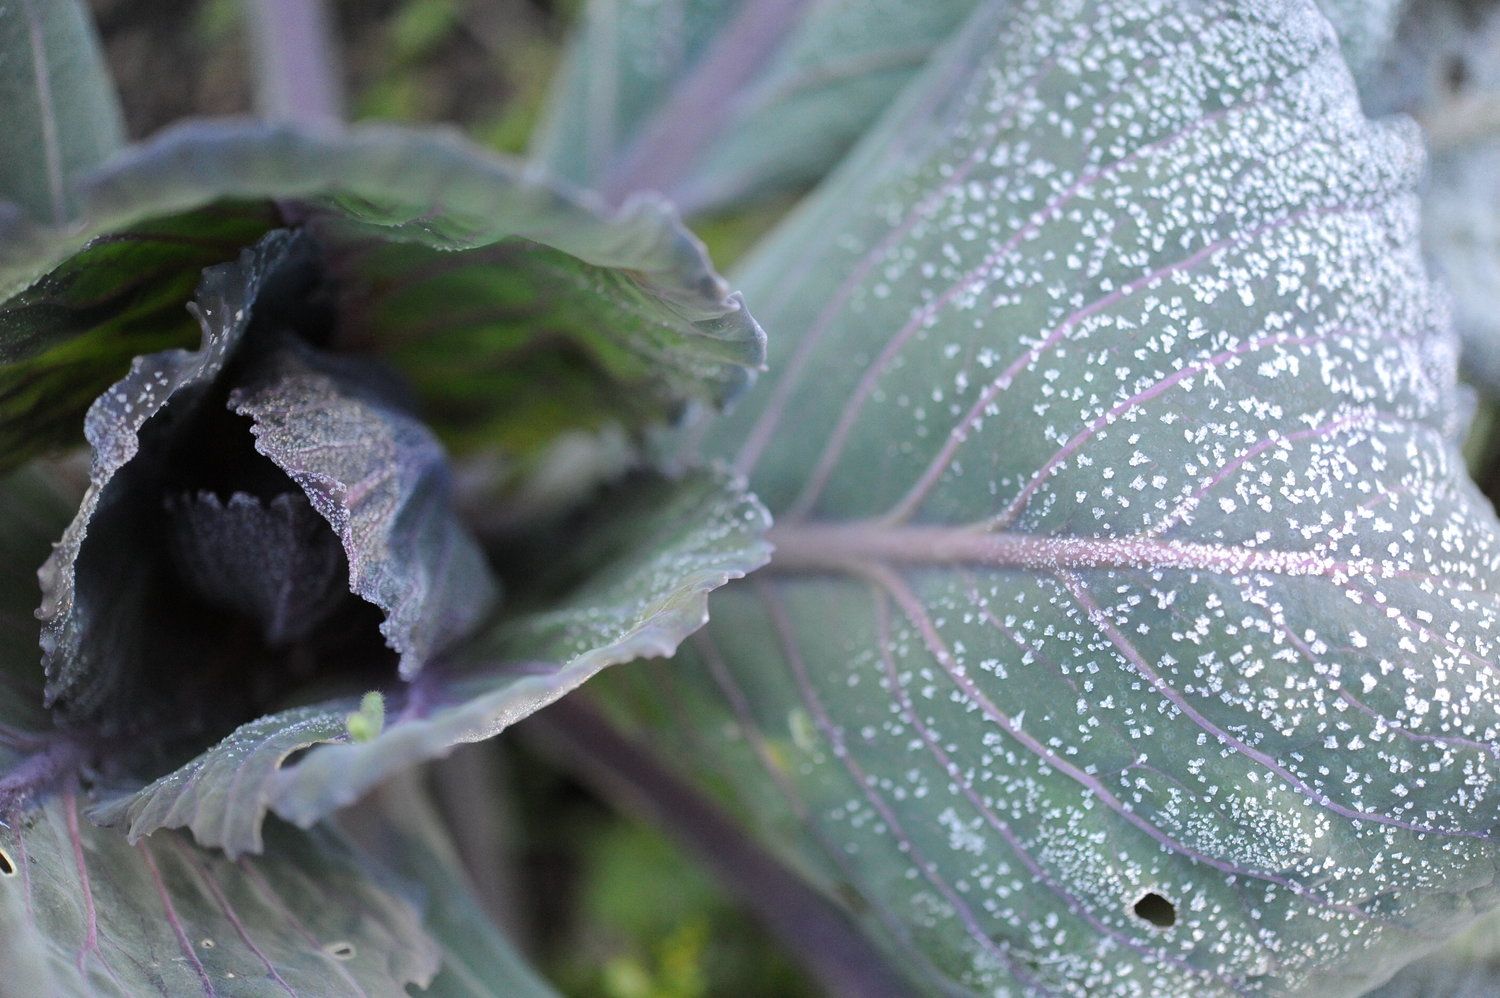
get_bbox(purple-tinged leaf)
[231,341,500,680]
[166,490,350,648]
[592,0,1500,993]
[0,474,452,997]
[0,798,441,996]
[37,230,306,722]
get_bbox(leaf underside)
[0,120,764,473]
[591,0,1500,994]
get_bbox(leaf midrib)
[20,0,66,224]
[766,520,1423,581]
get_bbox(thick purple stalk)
[601,0,814,207]
[244,0,344,127]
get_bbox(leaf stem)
[243,0,344,127]
[766,520,1403,580]
[600,0,813,208]
[522,696,911,998]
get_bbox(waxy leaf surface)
[597,0,1500,993]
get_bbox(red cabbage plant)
[1,1,1498,995]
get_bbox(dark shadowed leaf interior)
[0,470,454,997]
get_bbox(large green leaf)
[592,0,1500,993]
[94,469,771,857]
[0,471,447,996]
[532,0,979,214]
[0,120,763,471]
[0,0,123,223]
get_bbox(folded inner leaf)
[38,230,309,723]
[92,469,770,857]
[40,225,499,805]
[0,471,468,998]
[231,339,500,679]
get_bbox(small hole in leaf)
[324,941,356,960]
[0,847,15,877]
[199,938,215,949]
[1447,55,1471,93]
[1132,891,1176,928]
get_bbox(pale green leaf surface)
[0,120,763,471]
[93,470,771,856]
[595,0,1500,994]
[0,0,123,223]
[532,0,979,214]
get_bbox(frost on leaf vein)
[692,0,1500,993]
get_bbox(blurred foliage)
[505,738,815,997]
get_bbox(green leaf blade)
[534,0,980,214]
[0,0,124,223]
[596,0,1500,992]
[0,121,763,474]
